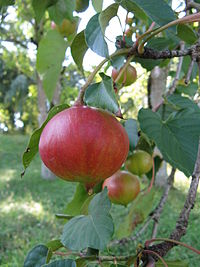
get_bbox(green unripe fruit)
[75,0,89,12]
[58,19,77,37]
[125,150,153,176]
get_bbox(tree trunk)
[149,66,168,187]
[37,73,61,180]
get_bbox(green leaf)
[124,119,139,152]
[177,24,197,45]
[48,0,75,24]
[76,258,89,267]
[99,3,119,34]
[156,260,189,266]
[111,55,125,70]
[116,0,147,21]
[138,108,200,176]
[43,259,76,267]
[117,190,155,238]
[24,245,48,267]
[135,58,162,71]
[85,13,109,58]
[45,239,63,264]
[71,31,88,72]
[61,188,114,251]
[0,0,15,8]
[84,73,119,113]
[22,104,68,172]
[176,83,198,97]
[46,240,63,251]
[92,0,103,12]
[36,30,68,101]
[166,94,200,111]
[63,183,90,216]
[32,0,58,23]
[127,0,176,28]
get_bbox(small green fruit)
[125,150,153,176]
[75,0,89,12]
[58,19,77,37]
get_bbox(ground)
[0,134,200,266]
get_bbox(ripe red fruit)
[39,106,129,188]
[125,150,153,176]
[103,170,140,206]
[112,64,137,86]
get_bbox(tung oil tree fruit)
[125,150,153,176]
[75,0,89,13]
[39,106,129,188]
[103,170,140,206]
[112,64,137,87]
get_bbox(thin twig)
[185,58,195,84]
[151,168,176,238]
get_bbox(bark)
[150,66,169,187]
[37,72,61,180]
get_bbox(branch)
[53,251,133,262]
[1,37,28,49]
[148,142,200,258]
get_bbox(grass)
[0,134,200,266]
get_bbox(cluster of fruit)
[39,105,153,206]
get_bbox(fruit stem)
[114,55,135,84]
[146,158,155,194]
[145,238,200,255]
[74,48,130,106]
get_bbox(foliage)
[0,135,200,266]
[1,0,200,266]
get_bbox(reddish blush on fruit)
[103,170,140,206]
[112,64,137,86]
[39,106,129,188]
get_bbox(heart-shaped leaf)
[63,183,90,216]
[24,245,48,267]
[99,3,119,34]
[32,0,58,23]
[36,30,68,102]
[61,188,114,251]
[92,0,103,12]
[126,0,176,28]
[85,13,109,58]
[138,107,200,176]
[48,0,75,24]
[71,31,88,72]
[84,73,119,113]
